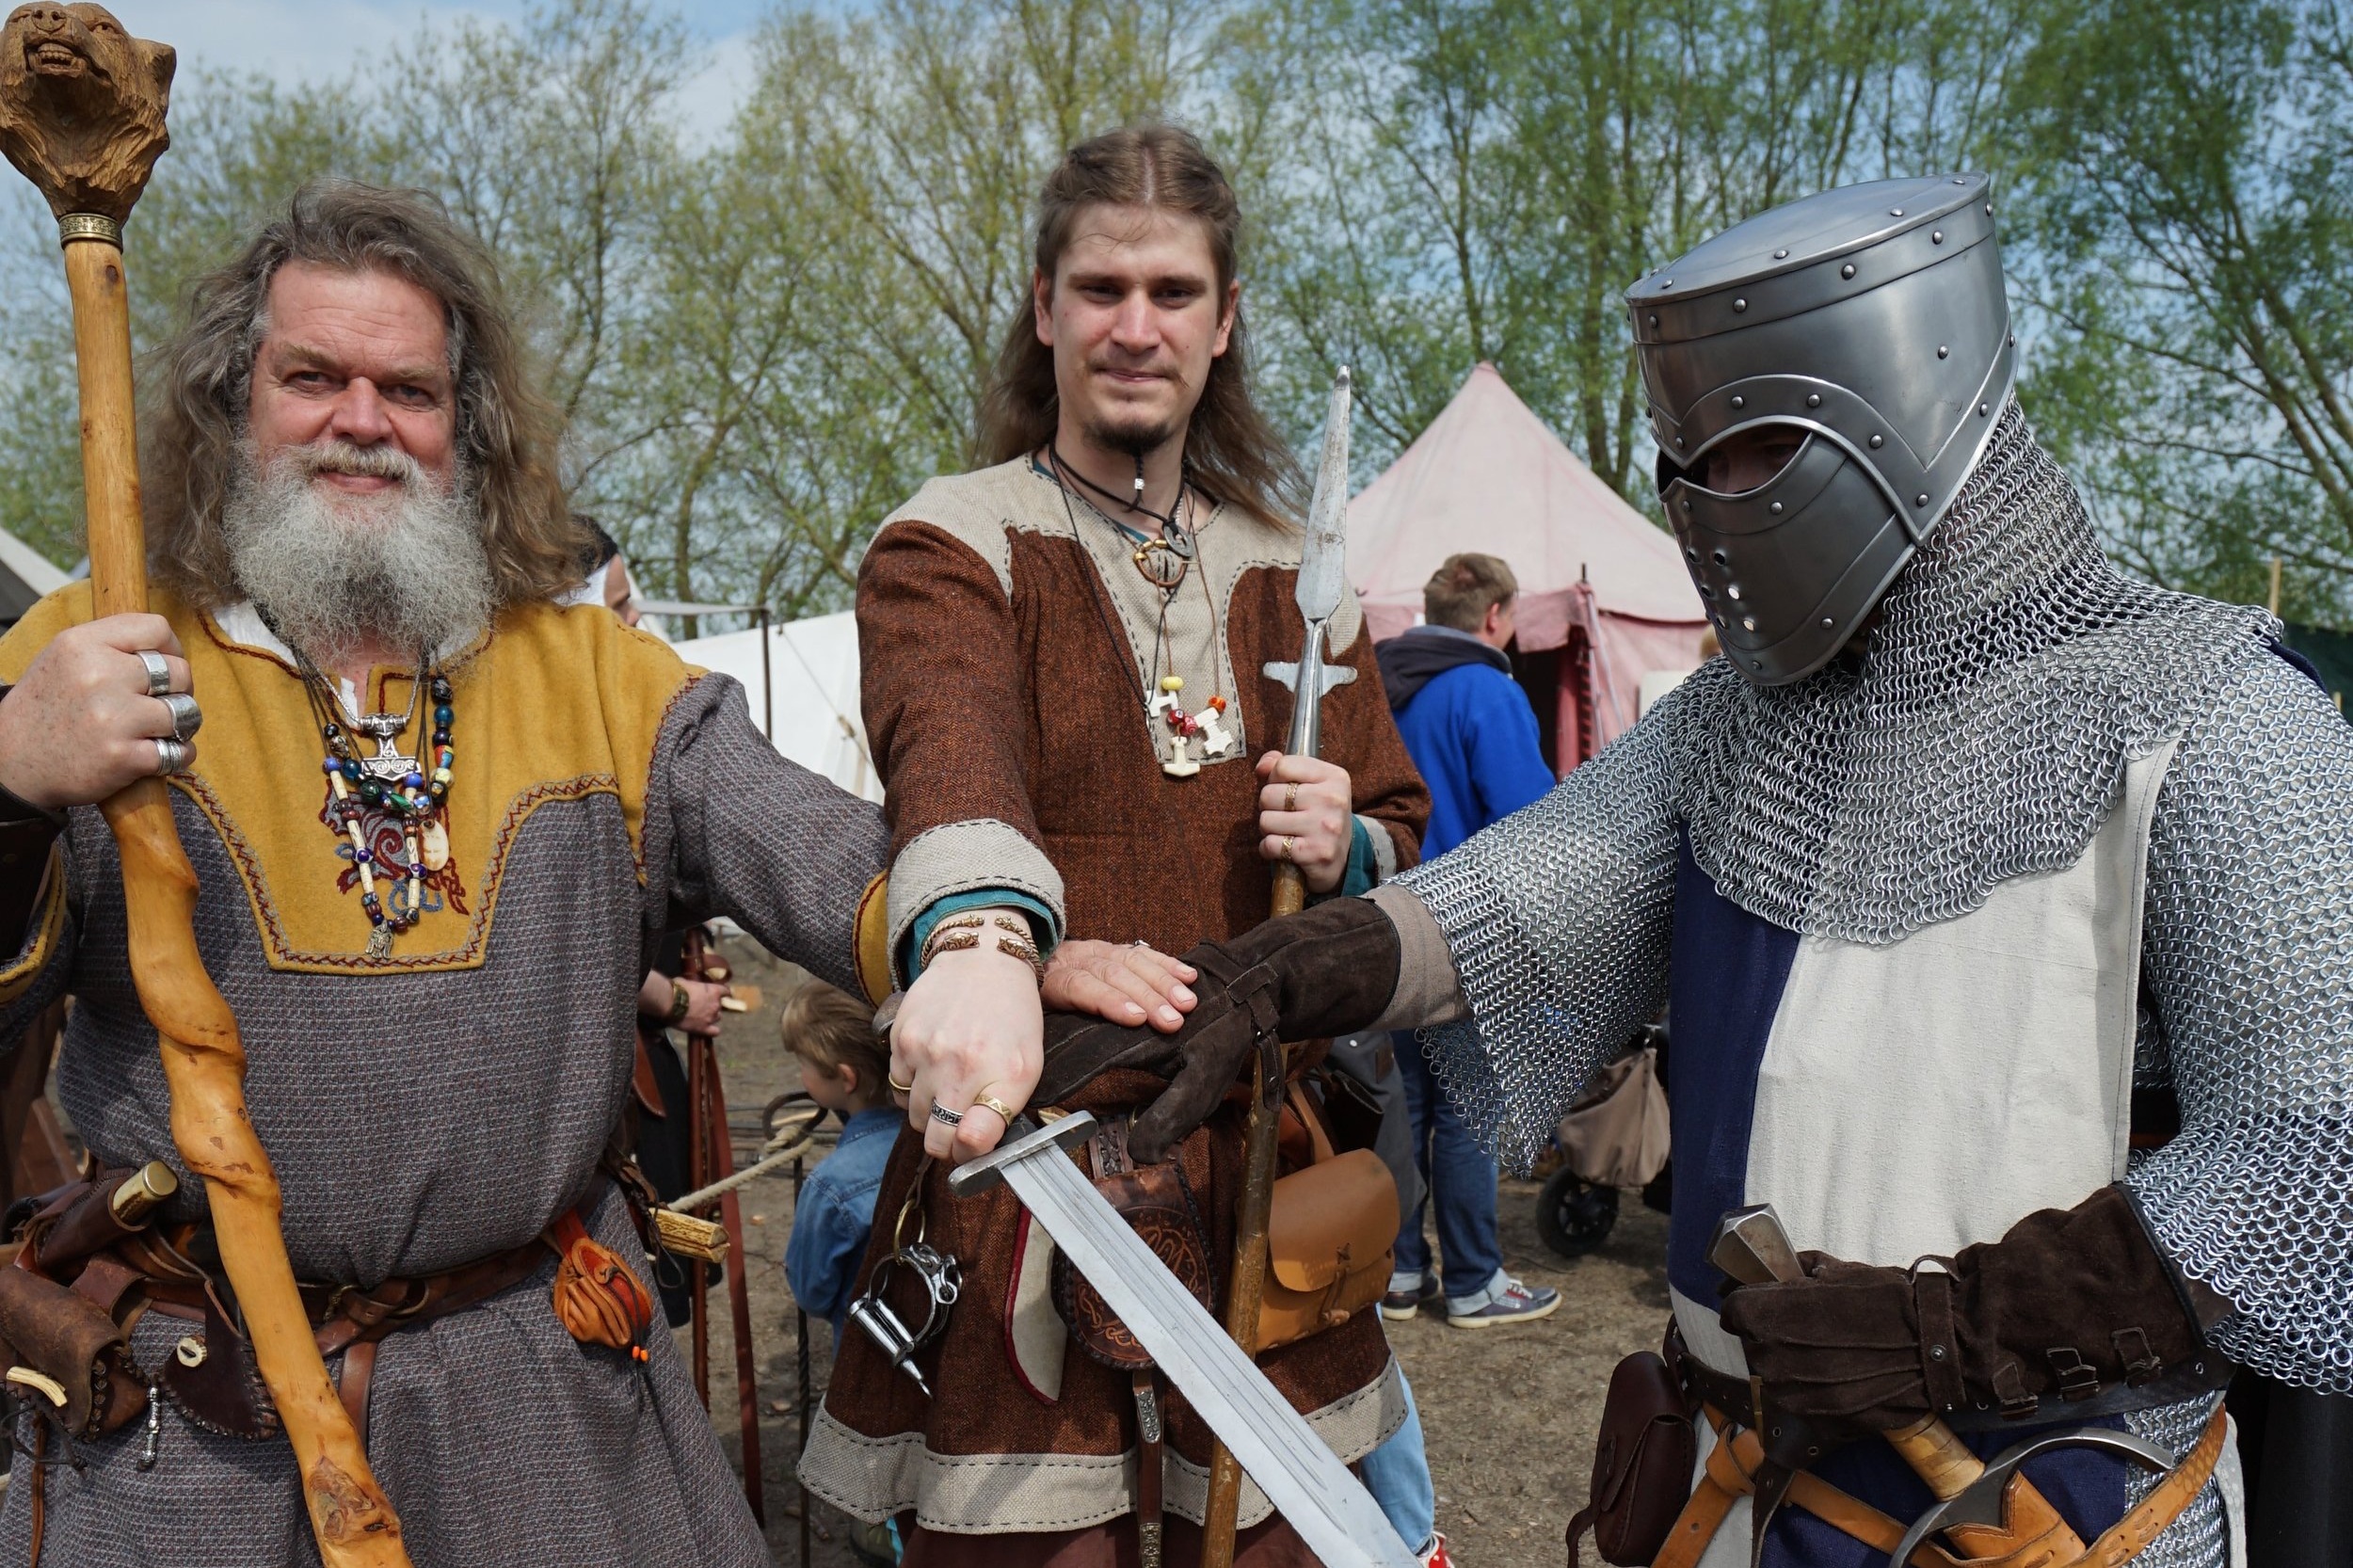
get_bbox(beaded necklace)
[281,636,456,958]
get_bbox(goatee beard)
[221,439,495,665]
[1084,410,1181,462]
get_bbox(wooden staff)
[0,8,405,1561]
[682,927,765,1523]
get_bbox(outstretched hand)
[1043,938,1197,1032]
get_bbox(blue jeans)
[1393,1030,1504,1308]
[1360,1369,1436,1554]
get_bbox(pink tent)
[1350,364,1708,773]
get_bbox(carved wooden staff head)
[0,3,172,224]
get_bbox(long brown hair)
[142,180,582,609]
[976,125,1304,528]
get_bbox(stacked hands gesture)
[0,613,201,811]
[888,750,1356,1160]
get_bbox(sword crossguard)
[946,1110,1096,1199]
[1887,1427,2176,1567]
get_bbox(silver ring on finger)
[159,692,201,742]
[928,1102,965,1128]
[136,649,171,698]
[153,737,192,776]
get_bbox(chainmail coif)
[1659,398,2277,942]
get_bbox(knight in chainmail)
[1033,174,2349,1565]
[0,183,906,1566]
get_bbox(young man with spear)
[806,125,1434,1565]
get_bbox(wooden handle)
[1200,1034,1287,1568]
[1882,1415,2086,1559]
[1270,860,1307,918]
[8,27,411,1558]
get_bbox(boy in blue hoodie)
[781,982,904,1342]
[1373,553,1562,1330]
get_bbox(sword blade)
[1294,367,1352,628]
[997,1140,1416,1568]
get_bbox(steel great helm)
[1628,173,2017,685]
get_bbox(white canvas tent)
[0,521,69,624]
[666,610,880,803]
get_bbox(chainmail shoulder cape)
[1400,402,2351,1400]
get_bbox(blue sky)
[151,1,768,138]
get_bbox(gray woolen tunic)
[0,591,888,1567]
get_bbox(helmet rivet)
[1841,264,1856,280]
[1979,403,1990,416]
[1731,395,1745,409]
[1821,617,1835,629]
[1773,248,1788,260]
[1931,230,1944,244]
[1890,207,1904,216]
[1682,499,1693,512]
[1769,502,1784,516]
[1712,550,1728,565]
[1955,176,1968,184]
[1733,298,1747,312]
[1674,436,1685,447]
[1937,345,1950,359]
[1727,584,1742,600]
[1915,493,1929,506]
[1685,547,1698,559]
[1661,279,1673,289]
[1868,434,1884,448]
[1986,202,1994,216]
[1743,619,1758,633]
[1806,393,1821,408]
[1648,313,1658,327]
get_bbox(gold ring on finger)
[974,1094,1017,1122]
[1280,835,1297,863]
[1284,782,1299,812]
[888,1072,915,1095]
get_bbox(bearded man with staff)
[0,167,1169,1563]
[804,125,1437,1565]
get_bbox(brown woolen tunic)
[799,456,1429,1559]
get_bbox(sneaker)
[1446,1276,1561,1330]
[1418,1532,1454,1567]
[1380,1274,1441,1320]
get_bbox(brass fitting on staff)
[56,212,122,248]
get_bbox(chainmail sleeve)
[2129,652,2353,1395]
[1392,706,1680,1175]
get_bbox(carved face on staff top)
[0,3,175,222]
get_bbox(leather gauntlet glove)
[1035,895,1401,1163]
[1716,1185,2225,1446]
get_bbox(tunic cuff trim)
[887,819,1065,986]
[797,1356,1406,1534]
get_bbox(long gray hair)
[142,180,582,608]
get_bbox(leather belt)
[1665,1320,2234,1433]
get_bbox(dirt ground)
[696,932,1671,1568]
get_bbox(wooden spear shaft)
[0,10,408,1559]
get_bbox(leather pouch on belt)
[1565,1350,1697,1568]
[160,1282,282,1440]
[0,1263,148,1438]
[1257,1144,1399,1352]
[1054,1152,1215,1368]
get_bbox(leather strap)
[1132,1369,1165,1568]
[1914,1263,1967,1415]
[1655,1403,2223,1568]
[338,1339,378,1450]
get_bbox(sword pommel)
[1708,1203,1806,1285]
[946,1110,1095,1198]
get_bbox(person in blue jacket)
[1374,552,1562,1329]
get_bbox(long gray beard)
[221,442,495,664]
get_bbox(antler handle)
[0,7,408,1561]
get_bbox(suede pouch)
[1565,1350,1696,1568]
[0,1262,147,1439]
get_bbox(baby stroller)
[1536,1022,1670,1258]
